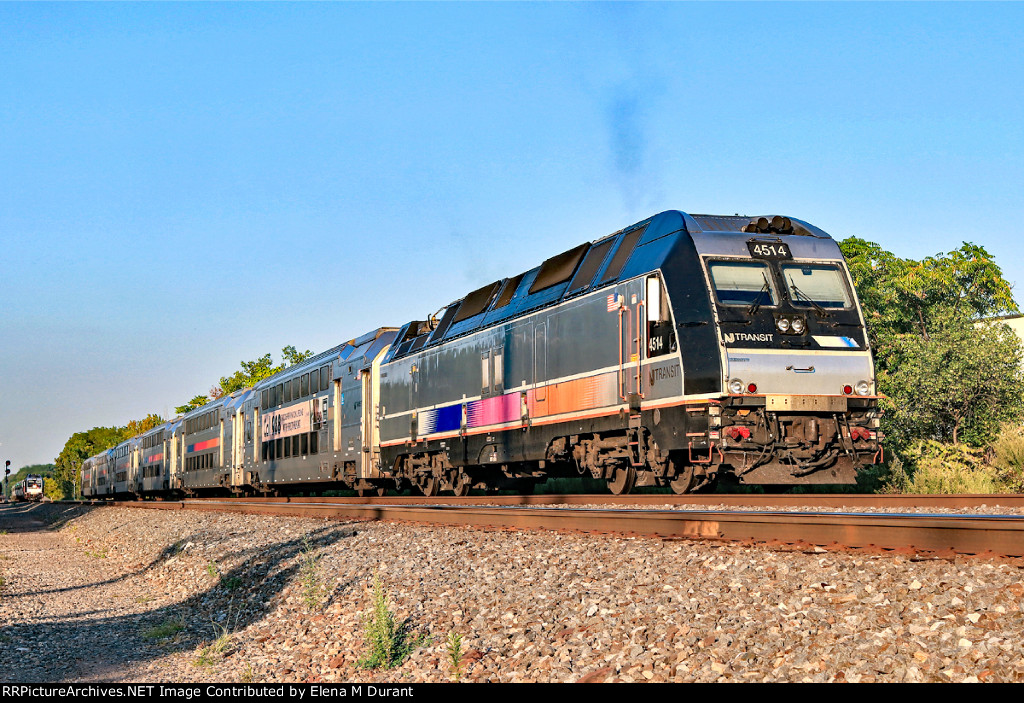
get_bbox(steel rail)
[183,493,1024,508]
[109,499,1024,558]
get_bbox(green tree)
[122,413,164,439]
[52,414,164,499]
[175,394,212,415]
[53,426,123,499]
[179,345,315,409]
[884,310,1024,446]
[840,238,1024,451]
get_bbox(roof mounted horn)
[742,215,793,234]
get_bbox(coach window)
[284,380,292,403]
[301,373,309,397]
[320,365,330,392]
[276,384,284,406]
[301,433,309,456]
[292,377,300,400]
[309,431,319,455]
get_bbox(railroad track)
[183,493,1024,508]
[93,494,1024,559]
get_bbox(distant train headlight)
[729,379,744,394]
[776,318,791,332]
[856,380,871,396]
[791,317,806,334]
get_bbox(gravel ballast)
[1,501,1023,683]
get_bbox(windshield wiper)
[746,273,772,316]
[789,283,832,317]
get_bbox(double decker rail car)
[81,450,111,498]
[13,474,44,501]
[81,210,881,498]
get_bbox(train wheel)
[452,472,472,497]
[415,476,440,497]
[607,464,636,495]
[669,464,697,495]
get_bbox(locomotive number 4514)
[747,241,792,259]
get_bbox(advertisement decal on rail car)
[260,397,329,440]
[261,403,311,442]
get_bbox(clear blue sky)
[2,2,1022,468]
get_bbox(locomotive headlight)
[776,318,791,332]
[790,317,806,334]
[729,378,744,394]
[855,380,871,396]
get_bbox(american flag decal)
[606,294,619,312]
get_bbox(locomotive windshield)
[780,264,851,309]
[708,261,777,306]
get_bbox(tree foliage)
[175,394,213,415]
[52,416,164,500]
[840,238,1024,451]
[175,345,314,413]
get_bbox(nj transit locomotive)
[13,475,44,501]
[81,211,881,498]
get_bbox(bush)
[886,440,1004,494]
[990,423,1024,491]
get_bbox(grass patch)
[84,548,107,558]
[220,576,242,591]
[357,568,426,669]
[300,536,328,612]
[195,622,233,668]
[446,631,465,681]
[143,618,185,640]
